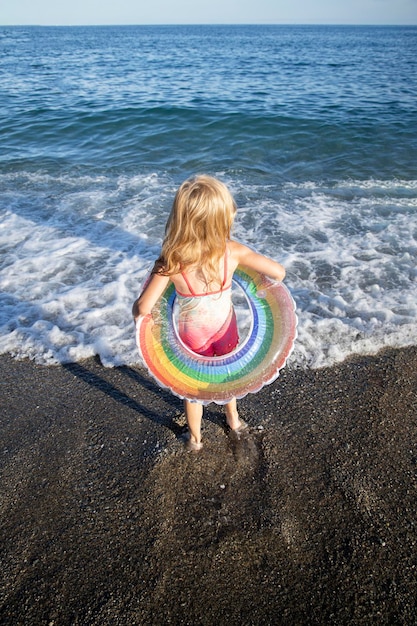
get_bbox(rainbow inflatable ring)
[136,266,297,405]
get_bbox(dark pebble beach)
[1,346,417,625]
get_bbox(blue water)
[1,25,416,367]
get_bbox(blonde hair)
[157,175,236,286]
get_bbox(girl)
[132,175,285,451]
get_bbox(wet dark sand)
[1,347,417,625]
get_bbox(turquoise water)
[1,25,416,367]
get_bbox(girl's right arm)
[231,241,286,282]
[132,269,170,322]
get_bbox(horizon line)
[2,22,416,27]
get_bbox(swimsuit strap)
[222,247,228,287]
[180,248,229,296]
[180,268,197,297]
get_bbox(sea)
[1,24,416,369]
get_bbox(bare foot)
[228,418,248,433]
[184,434,203,452]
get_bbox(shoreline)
[1,346,417,625]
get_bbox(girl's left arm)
[132,270,170,322]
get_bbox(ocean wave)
[1,170,416,368]
[2,105,416,183]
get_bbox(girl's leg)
[224,398,246,431]
[184,400,203,448]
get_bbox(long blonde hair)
[157,175,236,286]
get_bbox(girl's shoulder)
[229,240,286,281]
[228,239,251,261]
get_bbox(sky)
[1,0,417,26]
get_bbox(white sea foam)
[1,172,416,369]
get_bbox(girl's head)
[160,175,237,277]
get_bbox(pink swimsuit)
[176,252,239,357]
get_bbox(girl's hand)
[134,312,153,327]
[134,314,155,342]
